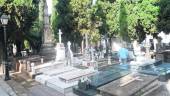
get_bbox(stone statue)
[12,44,17,56]
[67,41,73,66]
[153,38,158,52]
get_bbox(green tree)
[55,0,75,43]
[119,1,129,41]
[157,0,170,34]
[1,0,40,55]
[70,0,101,44]
[126,0,159,41]
[51,0,58,41]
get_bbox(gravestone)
[55,29,65,61]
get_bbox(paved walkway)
[0,76,17,96]
[0,87,9,96]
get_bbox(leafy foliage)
[0,0,40,54]
[157,0,170,34]
[51,0,161,47]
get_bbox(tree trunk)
[16,40,22,56]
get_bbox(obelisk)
[40,0,55,61]
[43,0,53,45]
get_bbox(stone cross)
[59,29,62,43]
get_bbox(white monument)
[55,29,65,61]
[40,0,55,60]
[67,41,73,66]
[158,31,170,44]
[153,38,158,52]
[59,29,62,43]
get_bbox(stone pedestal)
[55,43,65,61]
[40,43,55,61]
[39,0,55,61]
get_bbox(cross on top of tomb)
[59,29,62,43]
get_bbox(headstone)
[55,43,65,61]
[55,29,65,61]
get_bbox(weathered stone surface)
[0,77,17,96]
[98,74,159,96]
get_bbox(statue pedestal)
[40,43,55,62]
[55,43,65,61]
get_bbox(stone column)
[43,0,53,44]
[40,0,55,61]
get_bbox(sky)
[46,0,52,15]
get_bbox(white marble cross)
[59,29,62,43]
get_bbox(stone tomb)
[58,68,96,83]
[35,66,77,84]
[29,60,65,78]
[46,68,95,94]
[46,76,78,94]
[73,64,130,96]
[35,67,96,94]
[98,73,160,96]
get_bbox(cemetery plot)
[35,66,78,84]
[44,68,95,94]
[46,77,78,94]
[58,68,96,83]
[89,69,130,88]
[43,66,77,76]
[35,66,95,94]
[31,60,65,75]
[139,61,170,81]
[98,74,159,96]
[73,64,130,96]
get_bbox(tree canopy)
[0,0,41,55]
[51,0,161,45]
[1,0,170,54]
